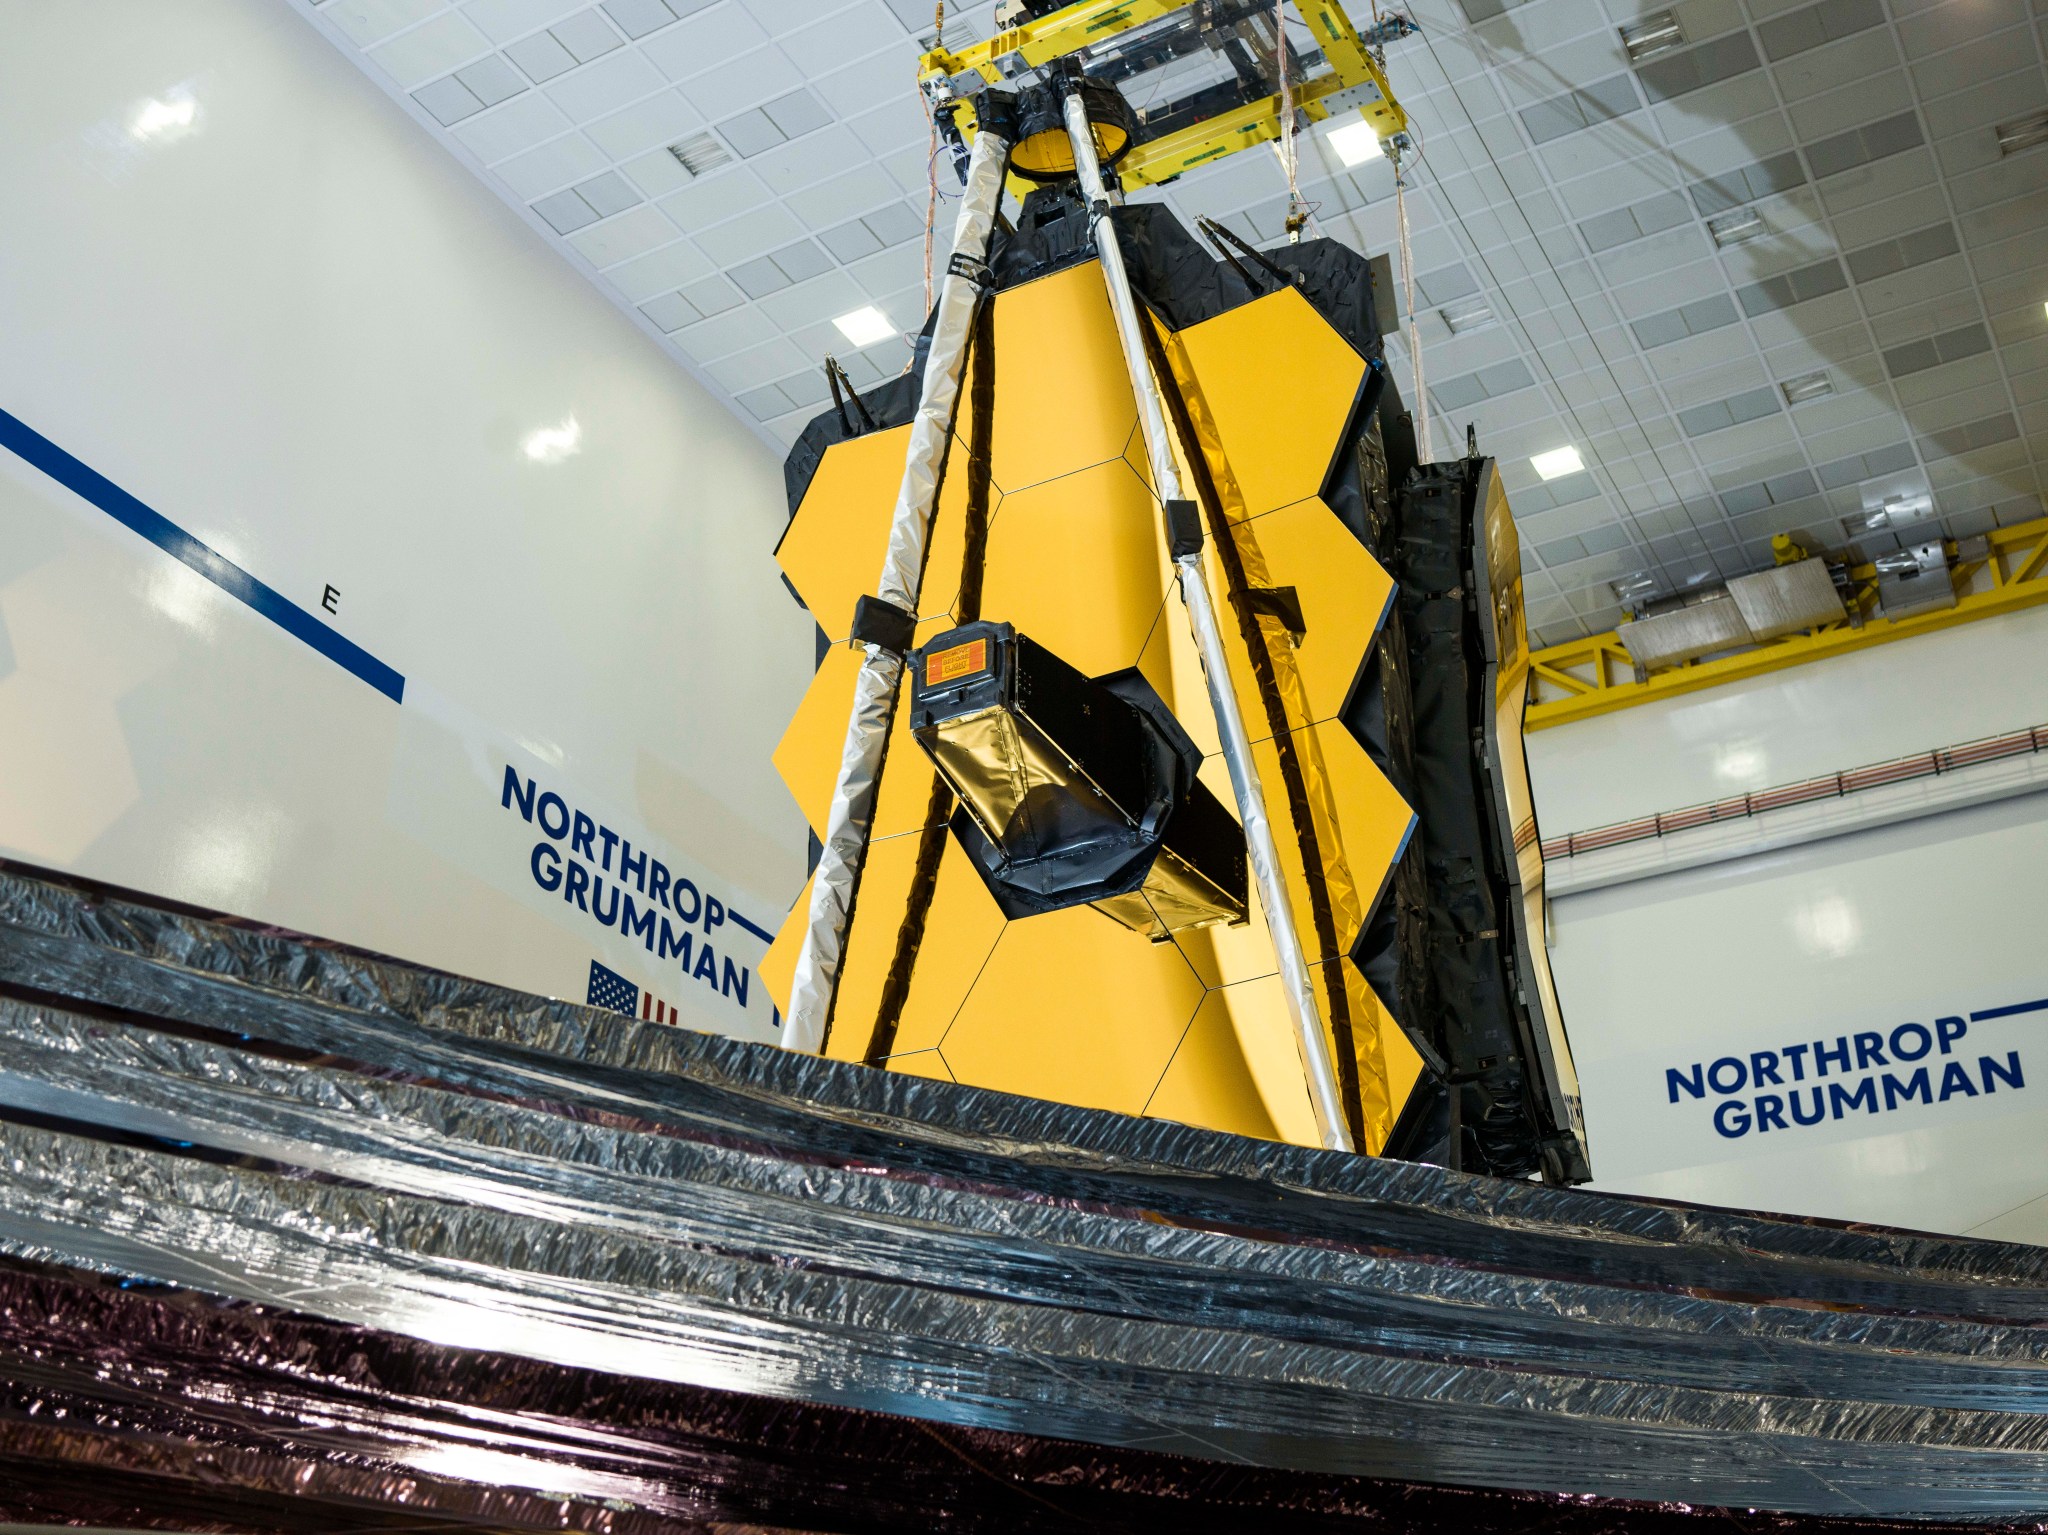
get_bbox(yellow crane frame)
[918,0,1406,189]
[1525,514,2048,729]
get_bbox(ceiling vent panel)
[1706,206,1765,246]
[1780,370,1834,405]
[668,132,733,177]
[1620,10,1686,61]
[1439,295,1497,333]
[1995,110,2048,156]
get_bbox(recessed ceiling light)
[1531,445,1584,480]
[833,306,896,348]
[1994,110,2048,156]
[1438,295,1496,333]
[1325,118,1383,167]
[1706,207,1764,247]
[668,132,732,178]
[522,417,582,464]
[1619,11,1685,62]
[1779,370,1833,405]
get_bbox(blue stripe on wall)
[1971,998,2048,1023]
[0,405,405,703]
[728,908,774,945]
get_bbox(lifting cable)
[1274,0,1319,242]
[922,0,947,315]
[1366,0,1431,461]
[1392,145,1431,461]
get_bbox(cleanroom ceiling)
[293,0,2048,648]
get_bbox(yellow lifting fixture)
[1526,513,2048,729]
[917,0,1409,192]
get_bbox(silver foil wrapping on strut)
[782,114,1013,1054]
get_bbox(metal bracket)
[1319,79,1386,115]
[1245,585,1307,643]
[850,595,918,656]
[1165,498,1204,560]
[946,251,993,287]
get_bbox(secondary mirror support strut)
[1059,81,1355,1153]
[779,103,1015,1055]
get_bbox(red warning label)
[925,638,988,687]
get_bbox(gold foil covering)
[1091,842,1246,940]
[923,703,1245,937]
[924,704,1112,851]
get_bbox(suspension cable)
[921,0,946,313]
[1274,0,1319,242]
[1391,140,1430,461]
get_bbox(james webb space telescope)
[760,0,1591,1184]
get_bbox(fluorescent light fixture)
[1706,207,1764,247]
[668,132,732,177]
[1325,117,1383,167]
[1619,10,1685,61]
[1611,570,1660,606]
[1438,295,1496,334]
[1530,445,1584,480]
[130,91,197,143]
[832,306,896,348]
[1994,110,2048,156]
[1779,370,1833,405]
[522,418,582,464]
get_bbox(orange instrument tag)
[925,639,987,687]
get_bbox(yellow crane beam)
[1525,514,2048,729]
[919,0,1405,191]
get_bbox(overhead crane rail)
[1527,512,2048,729]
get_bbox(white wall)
[1529,610,2048,1239]
[0,0,811,1040]
[1527,605,2048,832]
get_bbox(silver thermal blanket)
[0,861,2045,1528]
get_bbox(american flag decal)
[585,960,639,1017]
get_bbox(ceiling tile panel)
[370,10,493,85]
[329,0,445,46]
[494,129,606,197]
[292,0,2047,578]
[607,236,714,298]
[465,0,582,42]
